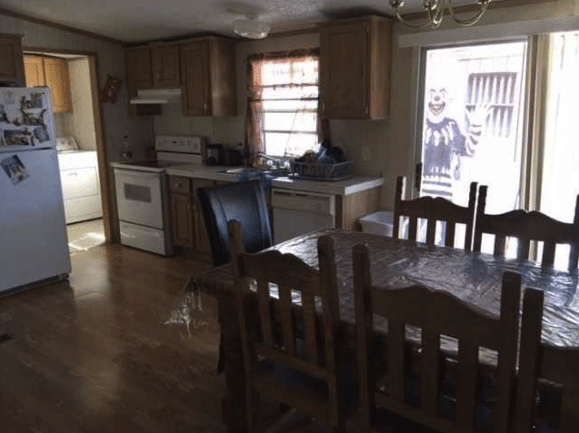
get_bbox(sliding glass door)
[415,35,579,263]
[417,41,529,215]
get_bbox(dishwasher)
[271,188,336,244]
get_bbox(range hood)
[130,88,182,104]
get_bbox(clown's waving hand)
[421,82,491,201]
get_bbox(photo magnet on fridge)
[1,155,29,185]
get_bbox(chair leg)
[245,388,260,433]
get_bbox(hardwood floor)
[0,244,225,433]
[0,244,363,433]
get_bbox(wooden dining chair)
[354,242,531,433]
[228,219,348,433]
[473,185,579,270]
[393,175,478,250]
[515,290,579,433]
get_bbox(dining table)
[197,229,579,433]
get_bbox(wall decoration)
[100,74,122,104]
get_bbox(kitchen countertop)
[165,164,384,196]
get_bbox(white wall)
[68,58,97,150]
[0,13,154,162]
[52,58,98,150]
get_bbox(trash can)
[358,210,394,237]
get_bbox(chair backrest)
[516,290,579,433]
[228,219,342,416]
[473,185,579,270]
[393,175,477,250]
[198,179,272,266]
[354,242,524,433]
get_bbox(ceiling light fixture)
[390,0,492,29]
[233,19,270,39]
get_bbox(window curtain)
[245,48,320,160]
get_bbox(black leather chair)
[197,179,273,267]
[198,179,273,374]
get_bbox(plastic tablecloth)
[198,230,579,362]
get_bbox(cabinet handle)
[175,181,182,188]
[322,100,326,116]
[203,101,208,113]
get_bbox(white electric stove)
[111,135,204,255]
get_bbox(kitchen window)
[415,32,579,265]
[246,49,319,158]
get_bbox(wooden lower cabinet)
[169,174,380,257]
[191,178,214,255]
[170,192,194,248]
[336,186,381,230]
[169,175,220,257]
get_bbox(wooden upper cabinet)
[126,43,180,90]
[319,16,392,119]
[126,46,153,90]
[180,41,210,116]
[151,43,180,87]
[24,55,45,87]
[24,55,72,113]
[0,34,24,86]
[180,37,236,117]
[43,57,72,113]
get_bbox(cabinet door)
[151,43,180,88]
[43,57,72,113]
[171,193,194,248]
[180,41,210,116]
[126,47,153,90]
[24,55,46,87]
[192,178,215,254]
[0,35,24,85]
[193,203,211,254]
[320,22,368,118]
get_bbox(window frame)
[245,49,320,159]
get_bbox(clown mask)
[427,85,448,124]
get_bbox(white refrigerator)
[0,87,71,294]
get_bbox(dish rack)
[290,161,353,181]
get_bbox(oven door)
[114,168,165,229]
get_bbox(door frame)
[22,46,116,243]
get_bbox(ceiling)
[0,0,507,44]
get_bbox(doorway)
[22,47,113,253]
